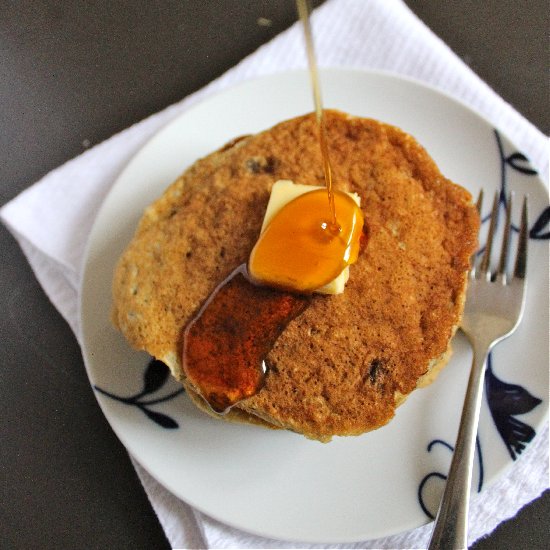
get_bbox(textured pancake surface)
[112,110,479,441]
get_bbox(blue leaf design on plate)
[529,206,550,240]
[418,438,484,519]
[485,354,542,460]
[505,152,538,175]
[94,358,184,429]
[418,472,447,520]
[143,358,171,395]
[141,406,179,429]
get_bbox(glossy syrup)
[182,267,309,413]
[248,189,364,292]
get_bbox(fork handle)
[428,341,490,550]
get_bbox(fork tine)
[496,193,513,283]
[470,191,484,278]
[478,191,500,279]
[513,196,528,279]
[476,189,484,214]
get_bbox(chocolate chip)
[367,358,386,384]
[246,155,279,174]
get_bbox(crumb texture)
[112,110,479,441]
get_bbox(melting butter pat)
[260,180,361,295]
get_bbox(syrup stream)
[296,0,340,234]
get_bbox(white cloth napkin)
[2,0,548,548]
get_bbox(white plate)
[80,70,549,543]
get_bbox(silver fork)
[428,191,529,550]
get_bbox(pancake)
[111,110,479,441]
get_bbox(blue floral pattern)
[486,354,542,460]
[94,359,184,429]
[418,438,484,519]
[418,130,546,518]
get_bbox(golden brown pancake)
[111,110,479,441]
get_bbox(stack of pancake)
[111,110,479,442]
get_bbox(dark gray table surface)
[1,1,548,549]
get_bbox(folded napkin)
[2,0,548,548]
